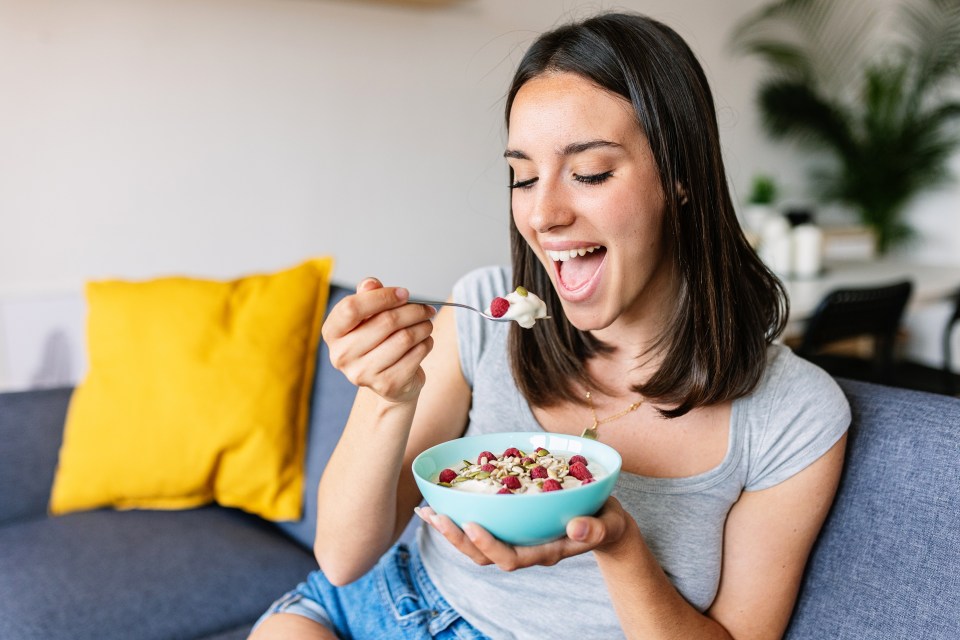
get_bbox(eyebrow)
[503,139,622,160]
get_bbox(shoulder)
[758,344,850,417]
[741,344,851,491]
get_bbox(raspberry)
[541,479,562,492]
[530,465,548,479]
[569,455,588,466]
[581,477,596,485]
[438,469,457,484]
[489,297,510,318]
[477,451,495,465]
[502,447,521,459]
[480,463,496,473]
[496,487,513,495]
[520,456,535,465]
[569,461,593,481]
[500,475,521,490]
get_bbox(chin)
[555,300,616,333]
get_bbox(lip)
[541,241,602,251]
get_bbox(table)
[781,259,960,341]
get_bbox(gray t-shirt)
[417,266,850,640]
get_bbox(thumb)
[357,277,383,293]
[566,517,602,544]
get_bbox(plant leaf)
[758,80,856,157]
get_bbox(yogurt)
[486,286,549,329]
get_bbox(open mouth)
[546,245,607,291]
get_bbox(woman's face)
[507,71,675,334]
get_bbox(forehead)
[507,72,641,147]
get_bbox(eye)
[509,177,538,190]
[575,171,613,185]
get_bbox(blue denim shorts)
[253,543,489,640]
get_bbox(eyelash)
[509,177,538,190]
[576,171,613,185]
[508,171,613,190]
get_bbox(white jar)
[760,214,792,276]
[791,224,824,279]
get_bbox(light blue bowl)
[412,432,622,546]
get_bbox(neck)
[584,340,662,397]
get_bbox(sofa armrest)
[786,379,960,639]
[0,386,73,526]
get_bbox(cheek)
[512,201,531,235]
[512,203,540,252]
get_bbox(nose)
[526,183,575,234]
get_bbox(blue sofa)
[1,284,958,639]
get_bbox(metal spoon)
[408,299,511,322]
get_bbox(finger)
[356,277,382,293]
[464,523,576,571]
[335,314,434,383]
[461,523,528,572]
[415,508,492,566]
[566,497,629,546]
[364,319,435,372]
[565,516,604,545]
[323,291,433,361]
[355,336,433,399]
[324,286,413,340]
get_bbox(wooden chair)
[795,281,913,385]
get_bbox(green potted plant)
[743,173,780,235]
[749,174,778,206]
[731,0,960,254]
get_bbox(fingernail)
[570,520,589,541]
[359,277,381,292]
[413,506,425,521]
[463,524,478,542]
[395,287,409,301]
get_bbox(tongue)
[558,250,605,290]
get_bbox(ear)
[675,182,689,206]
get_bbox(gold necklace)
[580,390,643,440]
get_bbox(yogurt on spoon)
[485,286,549,328]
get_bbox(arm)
[704,433,847,638]
[420,433,846,639]
[591,433,847,639]
[314,279,470,585]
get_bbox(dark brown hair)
[505,12,788,418]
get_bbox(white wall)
[1,0,957,389]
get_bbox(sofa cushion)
[274,284,420,551]
[0,507,317,640]
[50,257,333,522]
[275,285,356,549]
[786,380,960,639]
[0,387,72,526]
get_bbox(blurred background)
[1,0,958,392]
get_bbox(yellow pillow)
[50,257,334,521]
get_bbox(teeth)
[546,245,601,262]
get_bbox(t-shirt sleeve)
[452,266,511,388]
[744,350,851,491]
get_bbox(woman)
[251,12,849,640]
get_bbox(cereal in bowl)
[434,447,600,494]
